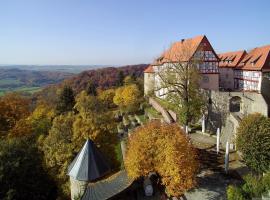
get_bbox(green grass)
[153,96,176,111]
[136,114,147,124]
[115,142,124,168]
[0,86,41,96]
[145,107,162,118]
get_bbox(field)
[0,78,41,96]
[0,86,41,96]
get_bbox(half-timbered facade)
[144,35,220,98]
[218,50,247,90]
[234,45,270,92]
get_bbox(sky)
[0,0,270,65]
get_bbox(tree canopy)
[0,137,56,200]
[125,121,198,197]
[113,84,142,113]
[56,85,75,115]
[0,93,31,132]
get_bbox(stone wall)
[70,177,88,200]
[144,73,155,95]
[149,97,174,123]
[207,90,268,146]
[261,76,270,117]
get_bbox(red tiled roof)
[144,65,154,73]
[152,35,218,65]
[218,50,247,68]
[236,45,270,71]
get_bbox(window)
[202,76,209,83]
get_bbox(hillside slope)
[64,64,148,92]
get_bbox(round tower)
[67,139,110,200]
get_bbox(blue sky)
[0,0,270,65]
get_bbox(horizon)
[1,0,270,65]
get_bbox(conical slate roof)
[67,139,110,181]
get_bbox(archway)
[229,96,241,112]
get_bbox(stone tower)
[144,65,155,96]
[67,139,110,200]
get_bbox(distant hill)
[0,68,73,95]
[0,65,109,73]
[64,64,148,93]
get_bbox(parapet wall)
[207,90,268,145]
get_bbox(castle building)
[218,50,247,90]
[144,35,270,145]
[219,45,270,93]
[144,35,219,97]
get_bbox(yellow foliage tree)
[73,90,119,167]
[113,84,141,112]
[98,88,116,109]
[125,121,198,197]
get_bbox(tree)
[117,70,125,86]
[0,93,31,132]
[73,91,119,168]
[56,85,75,115]
[124,75,135,85]
[0,137,56,200]
[113,84,142,113]
[8,118,33,138]
[125,121,198,197]
[236,113,270,173]
[39,113,75,198]
[156,43,206,126]
[86,80,97,96]
[98,89,116,109]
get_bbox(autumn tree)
[124,75,135,85]
[156,42,206,126]
[73,91,119,167]
[39,113,75,198]
[113,84,142,113]
[56,85,75,115]
[8,118,33,138]
[98,88,116,109]
[0,93,31,133]
[86,80,97,96]
[117,70,125,86]
[236,113,270,173]
[125,121,198,197]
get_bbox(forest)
[0,64,147,200]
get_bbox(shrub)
[227,172,270,200]
[236,113,270,173]
[227,185,245,200]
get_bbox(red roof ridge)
[144,65,154,73]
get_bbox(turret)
[67,139,110,200]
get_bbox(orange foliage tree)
[125,121,198,197]
[0,93,31,132]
